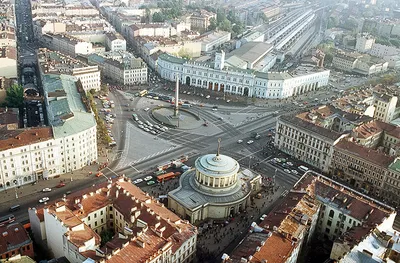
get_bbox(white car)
[226,100,231,103]
[144,107,150,112]
[42,188,52,192]
[291,170,299,175]
[212,108,217,111]
[133,179,143,184]
[284,169,291,174]
[144,176,153,181]
[287,162,294,166]
[247,140,254,145]
[260,214,267,221]
[206,95,210,99]
[237,140,243,144]
[39,197,50,203]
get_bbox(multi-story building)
[135,36,202,66]
[188,9,216,30]
[0,46,17,78]
[157,52,330,99]
[0,223,34,260]
[29,176,198,263]
[0,74,97,191]
[222,172,395,263]
[105,32,126,52]
[0,26,16,48]
[370,43,400,58]
[42,33,94,57]
[32,0,98,17]
[355,33,375,53]
[38,49,101,92]
[125,22,191,42]
[274,105,372,172]
[87,52,147,85]
[332,50,389,75]
[197,30,231,52]
[373,93,398,123]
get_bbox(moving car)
[147,180,156,186]
[39,197,49,203]
[42,188,52,192]
[57,182,66,188]
[133,179,143,184]
[237,140,243,144]
[247,140,254,145]
[283,169,291,174]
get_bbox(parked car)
[287,162,294,166]
[57,182,66,188]
[283,169,291,174]
[291,170,299,175]
[247,140,254,145]
[144,176,153,181]
[147,180,156,186]
[42,188,52,192]
[133,179,143,184]
[237,140,243,144]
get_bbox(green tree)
[232,23,244,36]
[5,84,23,108]
[100,230,114,246]
[219,18,232,32]
[208,17,217,31]
[152,12,165,22]
[327,16,339,29]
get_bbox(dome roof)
[195,154,239,178]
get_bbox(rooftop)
[0,107,19,129]
[335,139,395,167]
[0,222,32,255]
[0,127,53,151]
[227,42,273,66]
[197,30,231,44]
[43,74,96,138]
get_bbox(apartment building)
[197,30,231,52]
[274,105,372,172]
[0,46,17,78]
[0,28,16,48]
[0,74,97,191]
[28,176,198,263]
[188,9,216,30]
[32,0,98,17]
[39,49,101,92]
[222,172,395,263]
[105,32,126,52]
[42,34,94,57]
[373,93,398,123]
[332,50,389,75]
[0,223,34,259]
[355,34,375,53]
[87,52,147,85]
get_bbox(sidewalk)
[0,145,117,206]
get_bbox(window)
[329,210,334,218]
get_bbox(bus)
[157,172,181,182]
[139,90,148,97]
[0,214,15,226]
[132,113,138,121]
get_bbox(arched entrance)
[220,84,225,92]
[214,83,218,91]
[229,206,235,217]
[186,76,190,86]
[243,87,249,96]
[208,82,213,90]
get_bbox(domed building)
[168,147,262,224]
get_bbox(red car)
[56,182,66,188]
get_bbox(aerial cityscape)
[0,0,399,262]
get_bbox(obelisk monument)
[174,74,179,117]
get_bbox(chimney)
[2,232,8,237]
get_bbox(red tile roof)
[0,127,53,151]
[0,222,32,255]
[335,139,395,167]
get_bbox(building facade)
[198,30,231,52]
[105,32,126,52]
[42,34,94,57]
[72,66,101,92]
[0,74,98,191]
[29,176,197,263]
[189,9,216,30]
[157,53,330,99]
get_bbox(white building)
[370,43,400,58]
[157,52,330,99]
[72,66,101,92]
[29,176,198,263]
[168,151,261,223]
[0,74,97,191]
[355,34,375,53]
[198,30,231,52]
[373,93,398,123]
[0,46,17,78]
[88,52,147,85]
[105,32,126,52]
[42,34,94,57]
